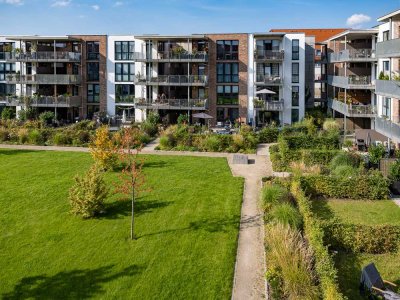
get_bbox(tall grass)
[269,203,303,230]
[261,184,290,211]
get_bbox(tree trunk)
[131,187,135,240]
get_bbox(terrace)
[135,75,208,86]
[134,98,207,110]
[328,98,376,118]
[6,74,81,85]
[2,95,82,107]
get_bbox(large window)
[291,109,299,123]
[383,97,391,117]
[292,86,299,106]
[0,63,16,81]
[87,84,100,103]
[115,84,135,102]
[0,42,14,60]
[292,63,299,83]
[217,63,239,83]
[217,40,239,60]
[87,41,100,60]
[217,85,239,105]
[292,39,299,60]
[256,39,280,51]
[0,83,16,96]
[115,63,135,82]
[115,41,135,60]
[383,30,390,42]
[87,105,100,119]
[87,62,99,81]
[256,63,279,77]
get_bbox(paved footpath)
[0,142,273,300]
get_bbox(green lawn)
[0,150,244,299]
[312,198,400,225]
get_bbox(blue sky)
[0,0,400,35]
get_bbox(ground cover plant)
[0,150,243,299]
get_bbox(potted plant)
[389,159,400,194]
[14,48,22,59]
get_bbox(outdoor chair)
[360,263,400,300]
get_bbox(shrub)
[261,184,290,211]
[89,125,117,170]
[322,119,340,133]
[279,134,340,150]
[0,127,9,141]
[331,165,358,177]
[68,165,109,218]
[17,128,29,144]
[177,114,188,125]
[269,203,303,229]
[258,126,279,143]
[302,150,340,167]
[389,159,400,181]
[204,135,221,152]
[39,111,55,125]
[265,223,319,299]
[28,129,44,145]
[159,135,173,150]
[1,107,15,120]
[52,132,71,146]
[265,267,284,300]
[368,144,386,165]
[330,152,362,169]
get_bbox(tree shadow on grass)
[0,149,39,156]
[2,264,144,300]
[310,197,335,220]
[102,199,173,220]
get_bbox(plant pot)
[390,181,400,195]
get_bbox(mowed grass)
[0,149,244,299]
[312,198,400,225]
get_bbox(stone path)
[0,142,273,299]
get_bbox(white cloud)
[92,4,100,10]
[0,0,23,5]
[346,14,371,28]
[114,1,123,7]
[51,0,71,7]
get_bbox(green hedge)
[279,134,340,150]
[320,221,400,254]
[291,180,344,300]
[300,170,389,200]
[258,127,279,143]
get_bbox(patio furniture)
[360,263,400,300]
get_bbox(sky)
[0,0,400,35]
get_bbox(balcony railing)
[254,100,284,111]
[135,75,208,86]
[328,75,374,89]
[6,74,81,85]
[5,52,81,62]
[134,98,207,110]
[375,79,400,99]
[115,96,136,104]
[3,95,81,107]
[375,117,400,141]
[136,51,208,62]
[254,50,284,61]
[255,74,282,85]
[329,49,376,62]
[328,98,375,117]
[376,38,400,58]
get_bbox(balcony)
[254,50,284,61]
[6,74,81,85]
[375,79,400,99]
[375,117,400,141]
[4,95,81,107]
[115,96,135,106]
[5,52,81,62]
[328,98,375,118]
[376,38,400,58]
[134,98,207,110]
[135,51,208,62]
[329,49,376,62]
[328,75,374,89]
[135,75,208,86]
[255,75,282,86]
[254,100,284,111]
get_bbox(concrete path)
[0,142,273,299]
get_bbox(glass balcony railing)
[2,95,81,107]
[134,98,207,110]
[5,52,81,62]
[254,50,284,60]
[6,74,81,85]
[135,75,208,86]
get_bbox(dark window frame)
[115,63,135,82]
[217,85,239,105]
[217,63,239,83]
[292,86,299,107]
[87,84,100,103]
[87,41,100,60]
[87,62,100,81]
[292,39,299,60]
[115,84,135,102]
[292,62,299,83]
[217,40,239,60]
[115,41,135,60]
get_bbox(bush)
[204,135,221,152]
[269,203,303,229]
[17,128,29,144]
[330,152,362,169]
[389,159,400,181]
[0,127,9,141]
[258,126,279,143]
[39,111,55,125]
[89,125,117,170]
[330,165,358,177]
[68,165,109,218]
[159,135,173,150]
[291,181,344,300]
[301,150,340,167]
[368,144,386,165]
[279,134,340,151]
[28,129,44,145]
[1,107,15,120]
[322,119,340,133]
[52,132,72,145]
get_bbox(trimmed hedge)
[320,220,400,254]
[291,180,344,300]
[279,134,340,150]
[258,127,279,143]
[300,170,389,200]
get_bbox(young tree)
[114,128,149,240]
[89,125,117,170]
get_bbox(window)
[315,49,322,56]
[0,42,14,60]
[217,85,239,105]
[87,62,99,81]
[256,39,280,51]
[217,63,239,83]
[115,63,135,82]
[115,84,135,102]
[0,83,15,96]
[217,108,225,121]
[292,63,299,83]
[87,41,99,60]
[115,41,135,60]
[383,30,390,42]
[292,39,299,60]
[383,97,391,117]
[383,60,390,73]
[291,109,299,123]
[217,40,239,60]
[198,65,206,76]
[292,86,299,106]
[0,63,16,81]
[256,63,279,77]
[198,88,205,99]
[87,105,100,119]
[87,84,100,103]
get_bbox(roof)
[133,34,206,40]
[324,29,378,42]
[270,28,348,43]
[3,35,80,41]
[377,9,400,22]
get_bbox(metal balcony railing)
[134,98,207,110]
[254,50,284,60]
[329,49,376,62]
[328,75,374,89]
[254,100,284,111]
[3,95,81,107]
[255,74,282,85]
[135,75,208,86]
[5,51,81,62]
[375,117,400,141]
[6,74,81,85]
[328,98,375,117]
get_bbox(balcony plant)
[379,71,390,80]
[253,98,264,108]
[3,44,12,53]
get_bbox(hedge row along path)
[0,141,273,300]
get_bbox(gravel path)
[0,142,273,299]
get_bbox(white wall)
[247,34,255,124]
